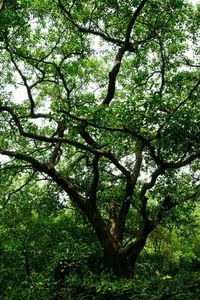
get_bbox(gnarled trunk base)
[105,250,139,278]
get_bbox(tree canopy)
[0,0,200,279]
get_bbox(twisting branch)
[165,150,200,169]
[116,144,144,242]
[102,0,149,105]
[77,121,99,148]
[124,0,149,45]
[3,104,198,174]
[102,46,126,105]
[57,0,154,50]
[60,109,165,167]
[0,105,130,176]
[54,65,71,99]
[7,48,35,115]
[0,148,87,208]
[139,167,165,199]
[4,40,81,106]
[48,121,65,168]
[133,70,161,90]
[57,0,124,46]
[123,126,164,167]
[139,167,165,221]
[57,0,148,106]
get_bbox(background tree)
[0,0,200,278]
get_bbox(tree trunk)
[82,201,155,278]
[103,244,144,278]
[104,222,155,278]
[107,252,133,278]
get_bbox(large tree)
[0,0,199,277]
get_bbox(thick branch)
[124,0,149,45]
[48,121,65,167]
[121,220,155,256]
[139,167,165,199]
[0,149,119,254]
[77,121,99,148]
[102,0,149,105]
[61,110,164,166]
[131,144,144,186]
[165,151,200,169]
[0,106,129,176]
[139,167,165,221]
[0,148,86,209]
[158,39,166,94]
[116,145,143,241]
[58,0,148,105]
[102,46,126,105]
[60,110,173,168]
[89,154,100,203]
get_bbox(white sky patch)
[0,155,10,163]
[12,86,27,104]
[190,0,200,4]
[5,83,27,103]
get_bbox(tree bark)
[87,203,155,278]
[105,221,155,278]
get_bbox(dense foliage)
[0,0,200,297]
[0,185,200,299]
